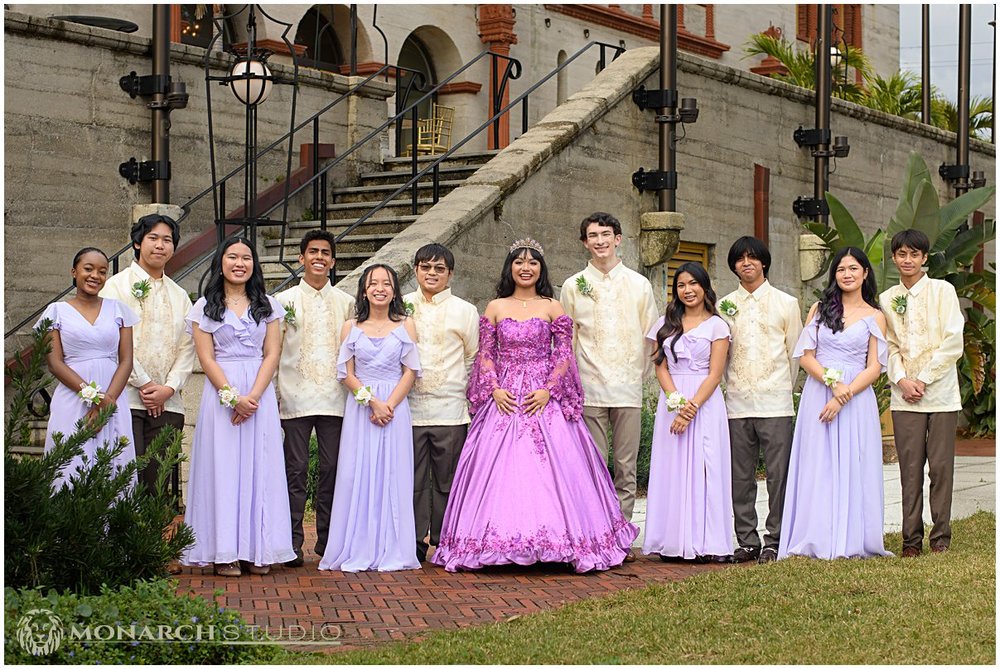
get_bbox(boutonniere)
[719,299,739,318]
[891,295,907,316]
[131,279,151,303]
[283,303,298,328]
[404,301,415,317]
[575,276,596,301]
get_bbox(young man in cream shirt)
[101,214,194,498]
[719,236,802,564]
[879,229,964,557]
[275,230,355,567]
[404,243,479,562]
[560,212,659,562]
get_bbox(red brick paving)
[173,528,730,652]
[955,438,995,457]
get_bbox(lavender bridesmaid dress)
[779,315,891,560]
[319,324,422,572]
[38,299,139,488]
[431,316,638,574]
[642,315,734,560]
[181,296,296,568]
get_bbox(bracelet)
[354,385,373,406]
[217,385,239,408]
[78,380,105,407]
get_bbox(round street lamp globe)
[229,59,272,105]
[830,45,844,69]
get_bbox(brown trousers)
[583,406,641,521]
[281,415,343,556]
[130,409,185,498]
[413,424,467,547]
[892,410,958,549]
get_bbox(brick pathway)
[173,532,729,652]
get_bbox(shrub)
[5,320,194,593]
[4,580,278,664]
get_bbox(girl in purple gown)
[779,247,890,560]
[643,262,733,562]
[39,247,138,488]
[432,240,638,573]
[320,264,421,572]
[182,238,295,577]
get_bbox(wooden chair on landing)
[403,103,455,156]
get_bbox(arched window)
[295,7,344,72]
[397,34,437,120]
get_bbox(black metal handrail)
[270,41,624,293]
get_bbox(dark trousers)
[130,409,185,497]
[892,410,958,550]
[413,424,467,547]
[729,416,794,551]
[281,415,343,555]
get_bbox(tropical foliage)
[745,32,869,103]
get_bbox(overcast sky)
[898,4,995,104]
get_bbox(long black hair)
[203,237,273,324]
[495,247,554,299]
[817,247,880,333]
[653,262,718,365]
[355,263,407,323]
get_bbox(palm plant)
[744,32,871,103]
[861,71,923,120]
[930,95,994,140]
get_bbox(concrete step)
[276,215,419,237]
[381,150,497,173]
[358,164,480,187]
[329,179,465,204]
[263,232,395,256]
[318,197,443,219]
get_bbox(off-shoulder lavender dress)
[431,316,639,573]
[643,315,734,560]
[38,299,139,488]
[779,315,891,560]
[320,324,422,572]
[181,297,296,568]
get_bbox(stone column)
[478,4,518,150]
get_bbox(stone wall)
[3,11,393,343]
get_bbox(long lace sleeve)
[544,315,585,421]
[466,316,499,415]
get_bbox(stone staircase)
[261,151,497,285]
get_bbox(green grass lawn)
[280,512,996,665]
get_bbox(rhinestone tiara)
[509,237,544,256]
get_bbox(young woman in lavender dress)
[182,238,295,577]
[39,247,138,488]
[779,247,891,560]
[320,264,422,572]
[643,262,733,563]
[432,240,638,573]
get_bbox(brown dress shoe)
[622,549,637,563]
[901,546,922,558]
[930,543,949,554]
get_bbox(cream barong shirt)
[100,262,195,416]
[720,281,802,419]
[404,288,479,426]
[560,261,659,409]
[879,274,964,413]
[275,282,355,419]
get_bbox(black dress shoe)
[712,555,733,564]
[284,549,304,568]
[731,546,760,563]
[416,542,428,563]
[757,547,778,563]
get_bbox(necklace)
[841,303,863,323]
[509,295,543,308]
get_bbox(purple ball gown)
[779,315,891,560]
[643,315,733,560]
[431,315,639,574]
[181,297,296,568]
[38,299,139,489]
[320,324,422,572]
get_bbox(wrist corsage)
[354,385,374,406]
[665,391,688,412]
[78,381,105,407]
[218,385,240,409]
[891,295,907,316]
[719,299,738,318]
[575,275,597,301]
[131,279,151,303]
[822,368,843,388]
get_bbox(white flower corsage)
[665,391,688,412]
[283,303,297,328]
[575,276,596,301]
[822,368,843,388]
[891,295,907,316]
[78,381,105,407]
[354,385,374,406]
[719,299,738,318]
[217,384,240,408]
[404,301,415,317]
[131,279,151,303]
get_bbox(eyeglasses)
[416,263,449,274]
